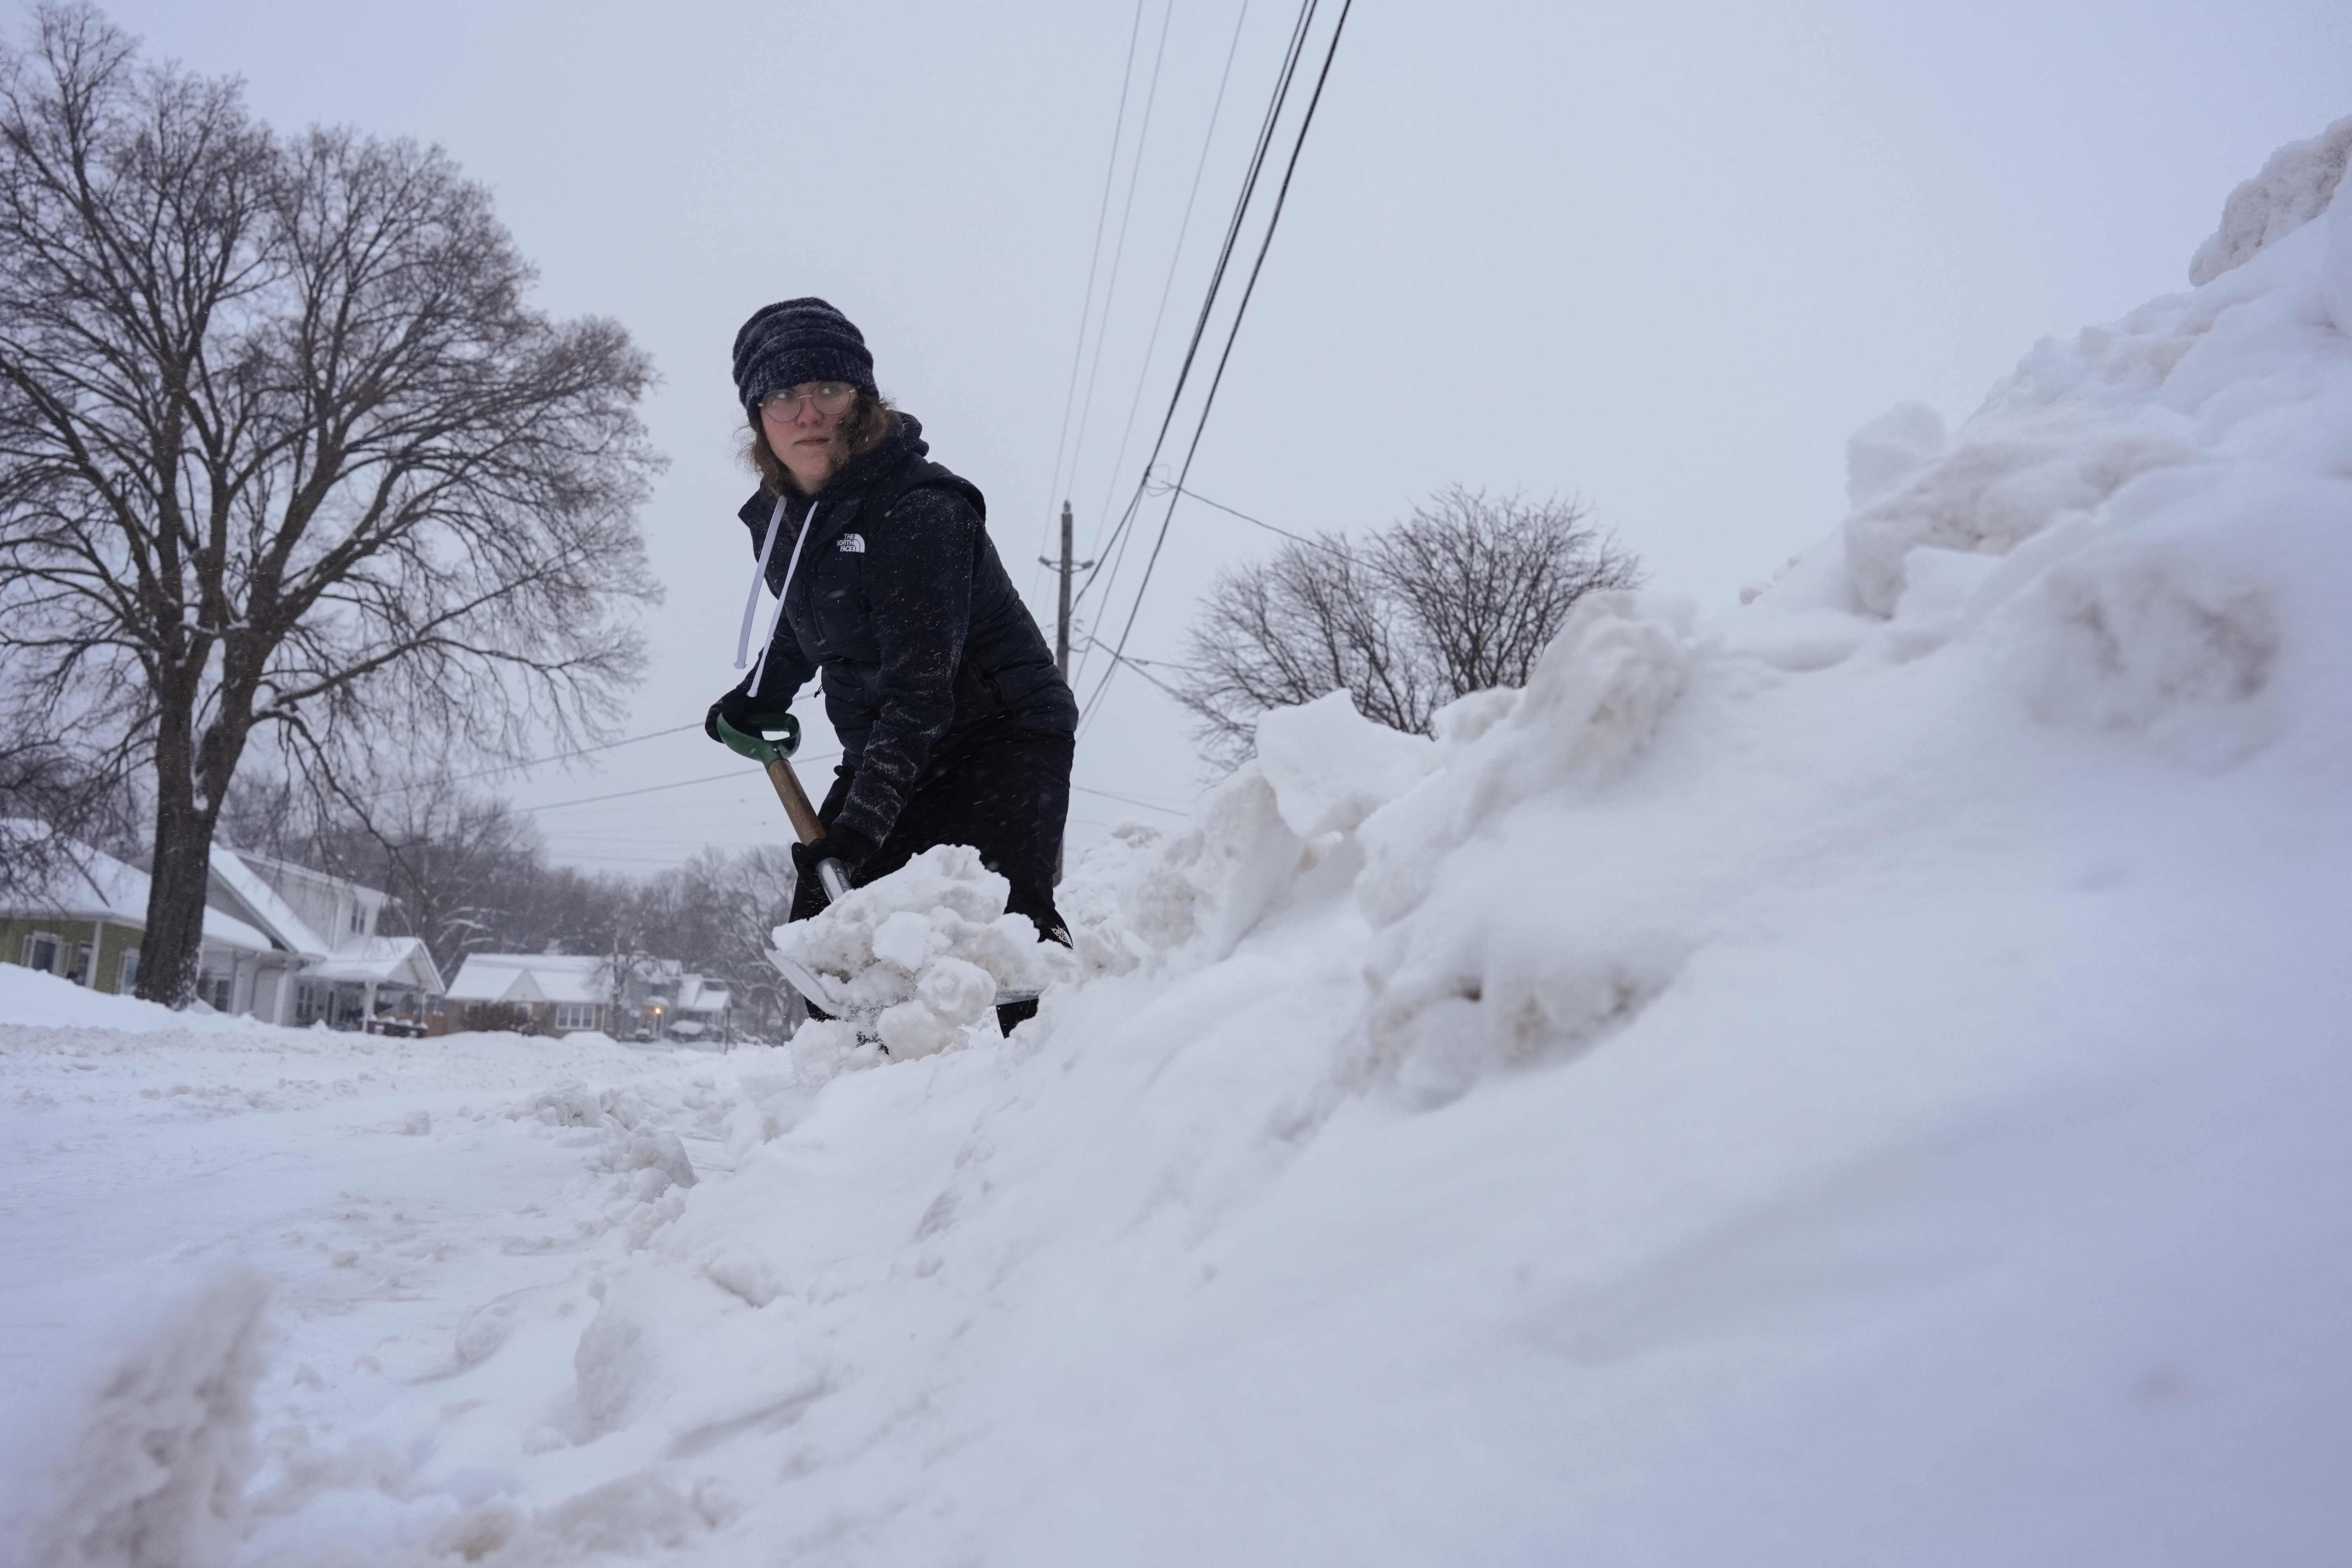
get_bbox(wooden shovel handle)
[765,757,825,843]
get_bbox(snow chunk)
[1361,915,1686,1109]
[1430,687,1518,750]
[1255,690,1439,838]
[1996,524,2282,762]
[2188,112,2352,285]
[1052,702,1437,983]
[1844,401,1945,508]
[1359,592,1691,925]
[1844,412,2198,618]
[767,843,1075,1058]
[703,1243,786,1308]
[1112,765,1306,964]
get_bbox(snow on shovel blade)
[765,946,853,1018]
[762,946,1040,1021]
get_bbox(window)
[554,1003,598,1031]
[118,949,140,994]
[200,973,234,1012]
[293,981,319,1024]
[21,931,60,973]
[68,943,93,986]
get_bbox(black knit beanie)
[731,297,875,411]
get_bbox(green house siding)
[96,922,140,993]
[0,916,140,994]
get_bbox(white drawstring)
[741,500,818,695]
[733,494,787,669]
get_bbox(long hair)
[742,389,898,496]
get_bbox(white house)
[667,970,733,1041]
[194,848,445,1029]
[441,952,615,1036]
[439,953,735,1042]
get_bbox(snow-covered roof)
[676,974,730,1013]
[445,953,610,1006]
[305,935,446,993]
[1,821,274,954]
[203,847,329,958]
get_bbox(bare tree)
[0,7,661,1005]
[670,845,803,1039]
[0,737,137,897]
[227,782,551,979]
[1174,486,1641,769]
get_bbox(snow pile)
[0,961,274,1034]
[2188,111,2352,285]
[1840,113,2352,648]
[768,843,1075,1065]
[4,124,2351,1566]
[9,1265,270,1568]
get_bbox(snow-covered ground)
[7,123,2352,1566]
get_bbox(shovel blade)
[766,946,853,1017]
[764,946,1040,1018]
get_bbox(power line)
[1147,476,1323,549]
[1071,0,1325,656]
[1062,0,1183,538]
[1072,782,1190,817]
[1036,0,1151,605]
[1071,631,1198,706]
[365,722,702,799]
[1092,0,1256,543]
[515,750,842,814]
[1082,0,1355,726]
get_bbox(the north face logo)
[836,534,866,553]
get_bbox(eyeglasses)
[759,383,857,420]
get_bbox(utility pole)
[1041,500,1094,679]
[1041,501,1093,888]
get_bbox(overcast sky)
[74,0,2352,873]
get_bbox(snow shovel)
[713,709,850,902]
[713,709,1041,1019]
[714,708,857,1012]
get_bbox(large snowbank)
[5,126,2351,1565]
[0,961,276,1034]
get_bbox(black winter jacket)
[737,414,1077,846]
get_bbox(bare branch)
[1173,487,1643,771]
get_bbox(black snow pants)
[788,724,1073,1032]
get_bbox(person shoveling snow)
[704,297,1080,1036]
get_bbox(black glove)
[701,682,767,748]
[704,682,764,745]
[792,824,877,884]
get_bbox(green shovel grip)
[714,709,801,764]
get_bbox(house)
[0,823,444,1030]
[437,953,736,1043]
[194,848,446,1031]
[616,958,733,1043]
[440,953,615,1037]
[1,822,274,998]
[667,970,733,1043]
